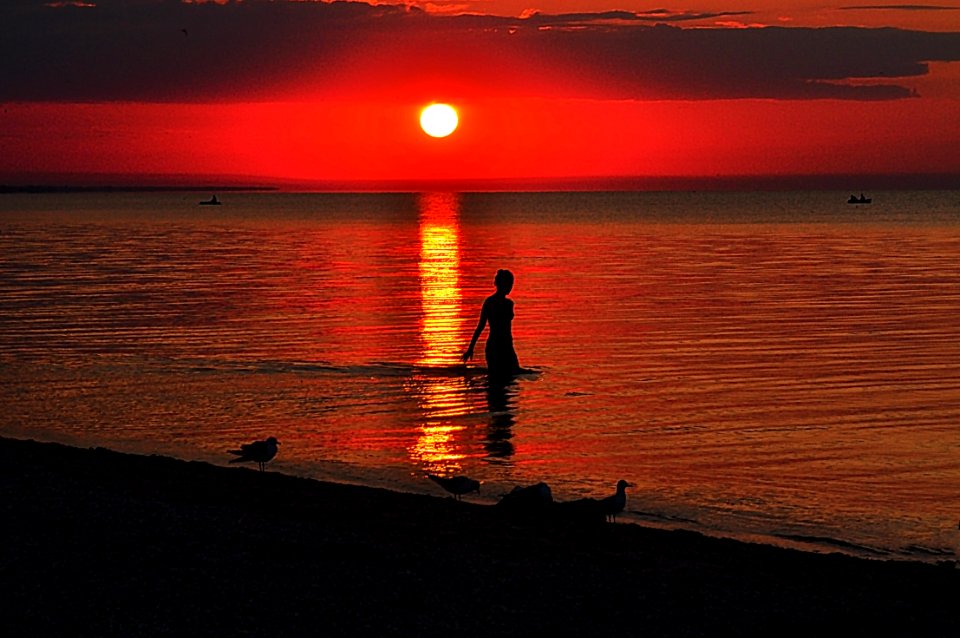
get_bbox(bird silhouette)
[599,479,632,522]
[427,474,480,501]
[228,437,279,471]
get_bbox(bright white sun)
[420,103,459,138]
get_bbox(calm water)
[2,190,959,561]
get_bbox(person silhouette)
[462,269,522,378]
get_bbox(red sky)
[1,1,959,188]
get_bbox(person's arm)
[462,303,488,362]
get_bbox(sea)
[2,189,959,562]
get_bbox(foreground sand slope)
[2,437,957,637]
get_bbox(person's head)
[494,269,514,294]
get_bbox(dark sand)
[2,437,957,637]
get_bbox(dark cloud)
[517,9,757,25]
[839,5,960,10]
[1,0,958,102]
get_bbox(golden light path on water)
[408,193,472,474]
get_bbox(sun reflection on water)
[409,424,469,475]
[407,193,474,474]
[416,192,465,367]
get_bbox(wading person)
[462,269,522,378]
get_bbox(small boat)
[847,193,871,204]
[199,195,221,206]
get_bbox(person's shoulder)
[483,294,510,311]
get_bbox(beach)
[2,436,957,637]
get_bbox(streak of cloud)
[839,5,960,11]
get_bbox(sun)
[420,103,459,138]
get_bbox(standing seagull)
[427,474,480,501]
[228,437,280,472]
[599,479,633,522]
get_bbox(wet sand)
[2,436,957,637]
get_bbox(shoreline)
[3,436,958,636]
[3,173,960,193]
[0,185,278,194]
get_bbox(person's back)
[483,292,517,375]
[463,269,521,377]
[484,293,514,345]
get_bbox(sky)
[1,0,959,188]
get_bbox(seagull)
[228,437,280,471]
[598,479,633,522]
[427,474,480,501]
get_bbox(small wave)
[177,357,543,380]
[370,362,487,378]
[176,358,342,375]
[630,509,700,525]
[774,533,891,557]
[902,544,956,558]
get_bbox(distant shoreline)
[0,185,278,194]
[2,173,958,194]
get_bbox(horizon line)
[2,172,959,193]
